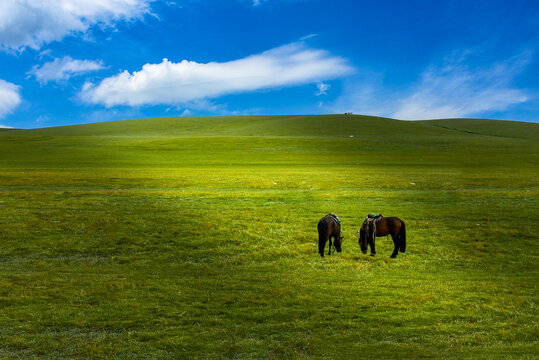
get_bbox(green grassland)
[0,115,537,359]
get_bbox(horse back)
[318,216,340,237]
[378,217,403,235]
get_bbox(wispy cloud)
[300,34,318,41]
[248,0,307,7]
[392,52,531,120]
[81,42,353,107]
[28,56,105,84]
[0,79,21,118]
[315,81,330,96]
[0,0,153,51]
[328,51,532,120]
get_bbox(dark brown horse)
[318,214,343,257]
[358,216,406,258]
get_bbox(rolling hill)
[5,114,539,138]
[0,115,537,358]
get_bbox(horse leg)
[328,238,333,255]
[390,234,399,258]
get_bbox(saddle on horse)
[329,212,341,225]
[366,213,383,223]
[363,213,383,237]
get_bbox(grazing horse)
[318,213,343,257]
[358,215,406,258]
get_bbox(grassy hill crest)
[5,114,538,139]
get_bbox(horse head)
[333,234,344,253]
[358,220,373,254]
[358,227,367,254]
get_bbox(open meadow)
[0,115,537,358]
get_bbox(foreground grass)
[0,115,537,358]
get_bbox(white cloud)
[29,56,105,84]
[328,51,531,120]
[0,0,153,51]
[0,79,21,118]
[0,124,14,128]
[315,81,330,96]
[81,42,353,107]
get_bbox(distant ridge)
[4,114,538,140]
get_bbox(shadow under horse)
[359,216,406,258]
[318,214,343,257]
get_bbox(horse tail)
[399,220,406,253]
[318,220,328,257]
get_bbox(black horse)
[318,213,343,257]
[358,215,406,258]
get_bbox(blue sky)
[0,0,538,129]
